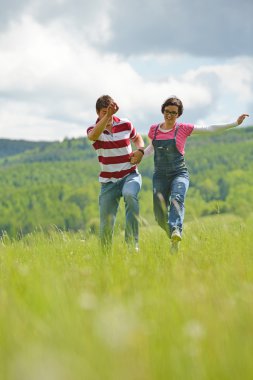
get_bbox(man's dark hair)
[96,95,114,112]
[161,96,184,116]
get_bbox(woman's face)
[163,105,179,121]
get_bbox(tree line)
[0,127,252,237]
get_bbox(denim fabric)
[152,124,189,238]
[153,124,187,176]
[153,174,189,238]
[99,171,142,248]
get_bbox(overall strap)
[174,123,180,139]
[153,124,160,141]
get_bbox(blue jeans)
[99,171,142,248]
[153,174,189,238]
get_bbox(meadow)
[1,214,253,380]
[1,127,253,237]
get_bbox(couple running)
[87,95,249,253]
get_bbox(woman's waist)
[154,156,186,167]
[154,166,189,175]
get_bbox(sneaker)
[127,242,139,253]
[170,228,181,254]
[135,243,139,253]
[171,228,182,242]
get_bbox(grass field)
[1,215,253,380]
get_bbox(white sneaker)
[135,243,139,253]
[171,229,182,242]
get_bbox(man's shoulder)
[113,116,132,125]
[113,116,134,133]
[87,125,95,134]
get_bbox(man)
[87,95,145,251]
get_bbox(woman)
[132,96,249,253]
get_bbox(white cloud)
[102,0,253,57]
[0,101,71,141]
[179,59,253,123]
[0,14,252,141]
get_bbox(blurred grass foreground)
[1,214,253,380]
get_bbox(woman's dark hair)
[161,96,183,116]
[96,95,114,112]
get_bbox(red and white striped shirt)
[87,116,138,183]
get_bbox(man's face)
[97,107,107,120]
[97,107,113,126]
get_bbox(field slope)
[1,214,253,380]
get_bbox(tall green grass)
[1,215,253,380]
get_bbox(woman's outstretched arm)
[192,114,249,134]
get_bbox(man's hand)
[237,114,249,125]
[107,102,119,117]
[130,133,145,165]
[130,150,144,165]
[87,101,119,141]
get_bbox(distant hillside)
[0,139,51,159]
[1,125,253,165]
[0,126,252,237]
[0,137,96,165]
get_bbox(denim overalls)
[152,124,189,238]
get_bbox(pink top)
[148,123,194,155]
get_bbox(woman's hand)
[237,114,249,125]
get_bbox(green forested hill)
[0,137,96,165]
[0,139,51,159]
[0,126,253,237]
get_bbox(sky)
[0,0,252,141]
